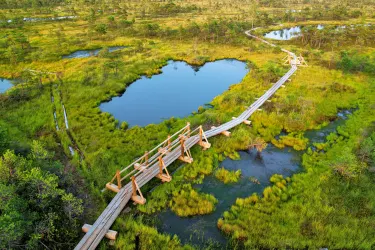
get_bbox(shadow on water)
[62,46,126,59]
[154,110,352,248]
[100,59,249,127]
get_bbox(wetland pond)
[0,78,13,93]
[264,24,373,40]
[155,110,352,248]
[100,59,249,127]
[264,25,324,40]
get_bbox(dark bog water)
[155,111,351,247]
[100,60,249,127]
[264,25,324,40]
[156,146,301,247]
[0,78,13,93]
[305,110,352,144]
[62,46,126,59]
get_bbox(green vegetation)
[215,167,241,184]
[138,151,218,216]
[338,51,375,74]
[272,132,309,150]
[0,139,83,249]
[170,185,218,217]
[1,0,375,249]
[217,95,375,248]
[112,216,193,250]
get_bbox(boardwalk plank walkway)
[75,30,299,250]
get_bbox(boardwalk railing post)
[131,176,146,205]
[131,176,136,197]
[168,135,171,152]
[198,126,211,150]
[199,126,203,143]
[187,122,191,137]
[157,156,171,182]
[179,135,185,157]
[178,135,193,163]
[159,157,163,175]
[116,170,121,189]
[144,151,149,165]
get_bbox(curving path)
[75,29,299,250]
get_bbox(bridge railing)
[105,123,210,193]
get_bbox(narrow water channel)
[155,110,352,248]
[100,59,249,127]
[62,46,126,59]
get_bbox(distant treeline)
[123,20,257,44]
[149,2,200,16]
[0,0,65,8]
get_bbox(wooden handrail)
[108,123,202,187]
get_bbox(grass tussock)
[215,167,241,184]
[170,185,218,217]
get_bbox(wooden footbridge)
[75,30,302,249]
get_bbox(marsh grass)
[214,167,241,184]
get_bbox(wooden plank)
[232,117,251,125]
[82,224,117,240]
[211,126,231,137]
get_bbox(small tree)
[95,23,108,35]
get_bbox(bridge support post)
[178,135,193,163]
[131,176,146,205]
[157,156,172,182]
[105,170,122,193]
[283,54,292,65]
[298,54,308,66]
[198,126,211,150]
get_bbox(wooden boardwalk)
[75,30,300,250]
